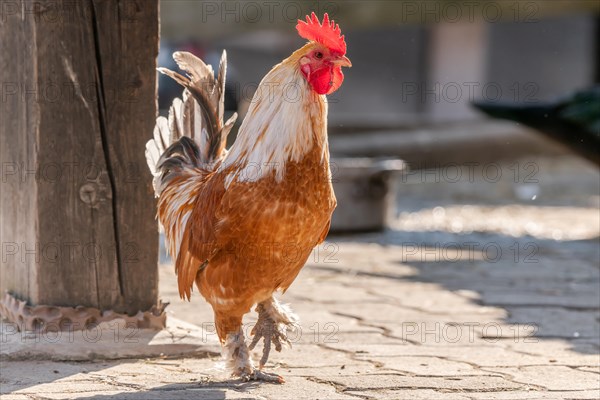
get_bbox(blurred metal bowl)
[330,157,406,232]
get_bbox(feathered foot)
[223,328,284,383]
[248,297,299,369]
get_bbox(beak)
[333,55,352,68]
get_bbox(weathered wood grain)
[0,0,159,315]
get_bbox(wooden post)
[0,0,159,322]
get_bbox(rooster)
[145,13,351,382]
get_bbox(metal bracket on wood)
[0,293,167,333]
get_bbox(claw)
[239,368,285,384]
[249,299,299,368]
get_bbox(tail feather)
[167,97,184,142]
[216,50,227,128]
[157,137,201,175]
[146,117,170,193]
[146,50,238,197]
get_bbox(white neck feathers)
[222,61,328,185]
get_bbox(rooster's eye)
[314,52,323,59]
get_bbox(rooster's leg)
[223,327,284,383]
[223,328,253,377]
[249,297,299,368]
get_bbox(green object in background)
[473,87,600,166]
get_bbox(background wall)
[159,1,599,163]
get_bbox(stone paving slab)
[480,366,600,391]
[467,390,600,400]
[312,373,527,392]
[504,307,600,339]
[507,337,599,359]
[0,317,219,362]
[476,291,600,310]
[345,388,472,399]
[372,356,495,376]
[577,366,600,374]
[322,342,570,368]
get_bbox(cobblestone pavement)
[1,156,599,399]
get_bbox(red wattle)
[308,66,344,95]
[328,66,344,94]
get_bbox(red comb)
[296,12,346,55]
